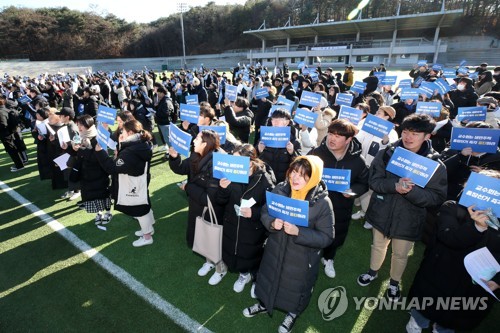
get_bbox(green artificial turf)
[1,134,498,333]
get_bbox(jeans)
[411,309,455,333]
[158,124,170,147]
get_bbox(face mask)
[457,84,466,91]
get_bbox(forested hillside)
[0,0,497,61]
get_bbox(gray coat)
[255,181,334,315]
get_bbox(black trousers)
[1,136,24,168]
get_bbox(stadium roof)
[243,10,463,41]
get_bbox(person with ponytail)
[95,119,155,247]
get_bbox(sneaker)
[132,237,153,247]
[242,303,267,318]
[363,221,373,230]
[94,213,102,225]
[386,283,401,302]
[278,313,297,333]
[158,145,168,152]
[135,228,155,237]
[406,315,422,333]
[197,262,215,277]
[101,212,113,225]
[351,210,365,220]
[208,270,227,285]
[324,259,336,278]
[69,191,81,201]
[10,166,25,172]
[233,273,252,293]
[250,282,257,299]
[357,272,378,286]
[61,191,73,199]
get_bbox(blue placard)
[450,127,500,154]
[457,67,468,75]
[459,172,500,218]
[169,124,192,157]
[186,95,199,105]
[322,168,351,193]
[432,64,443,71]
[179,103,200,124]
[380,76,397,86]
[434,78,450,95]
[374,72,386,79]
[419,81,436,98]
[17,95,32,104]
[225,85,238,102]
[300,91,322,107]
[276,96,295,110]
[199,125,227,144]
[293,81,299,90]
[338,105,363,125]
[130,85,139,92]
[268,103,293,118]
[459,59,467,67]
[310,72,319,82]
[255,88,269,99]
[266,191,310,227]
[413,76,424,87]
[417,60,427,66]
[260,126,291,148]
[400,88,419,101]
[297,61,305,69]
[294,108,319,128]
[96,105,117,125]
[96,124,110,151]
[212,152,250,184]
[456,106,487,122]
[386,147,440,188]
[302,68,310,75]
[336,93,354,107]
[416,102,442,118]
[361,113,394,138]
[399,79,412,89]
[350,81,367,94]
[443,68,456,78]
[469,72,479,80]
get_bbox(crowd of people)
[0,60,499,333]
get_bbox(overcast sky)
[5,0,248,23]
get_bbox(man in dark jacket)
[357,113,447,302]
[0,95,25,171]
[223,96,254,143]
[155,87,174,155]
[309,119,369,279]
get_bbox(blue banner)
[336,93,354,107]
[399,79,412,89]
[459,172,500,218]
[300,91,322,107]
[386,147,440,188]
[225,85,238,102]
[96,124,110,151]
[199,125,227,144]
[338,105,363,125]
[17,95,32,104]
[169,124,192,157]
[266,191,310,227]
[450,127,500,154]
[456,106,487,122]
[374,72,386,79]
[294,108,318,128]
[361,113,394,138]
[434,78,451,95]
[186,95,199,105]
[212,152,250,184]
[179,103,200,124]
[416,102,442,117]
[380,76,397,86]
[322,168,351,193]
[419,81,436,98]
[96,105,117,125]
[350,81,367,94]
[255,87,269,99]
[260,126,291,148]
[442,68,456,78]
[400,88,419,101]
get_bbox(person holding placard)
[313,106,336,146]
[406,170,500,333]
[78,86,100,118]
[154,87,174,156]
[46,109,69,190]
[310,119,369,278]
[357,113,447,302]
[169,130,227,284]
[391,97,417,135]
[33,107,52,180]
[223,97,254,144]
[212,119,241,155]
[243,156,334,333]
[95,120,155,247]
[191,77,208,103]
[252,82,274,146]
[57,107,81,201]
[430,107,453,153]
[343,66,354,91]
[475,71,495,96]
[448,78,479,119]
[215,144,276,295]
[0,95,25,172]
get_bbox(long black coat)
[215,164,275,273]
[223,106,254,143]
[255,181,334,315]
[46,123,68,190]
[408,201,500,331]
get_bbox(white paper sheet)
[241,198,256,208]
[45,123,56,136]
[434,119,449,132]
[36,120,47,136]
[53,153,70,170]
[57,126,71,148]
[464,247,500,301]
[107,139,117,150]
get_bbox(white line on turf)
[0,180,212,333]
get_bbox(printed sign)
[350,81,367,94]
[380,76,397,86]
[96,105,117,125]
[434,78,451,95]
[398,79,412,89]
[266,191,309,227]
[260,126,291,148]
[416,102,442,118]
[419,81,437,98]
[459,172,500,218]
[374,72,386,79]
[96,124,110,151]
[322,168,351,193]
[338,105,363,125]
[294,108,319,128]
[361,114,394,138]
[336,93,354,107]
[212,153,250,184]
[169,124,192,157]
[386,147,440,188]
[443,68,457,78]
[225,85,238,102]
[400,88,419,101]
[300,91,322,108]
[17,95,32,104]
[277,96,295,110]
[199,125,227,144]
[186,95,199,105]
[456,106,487,122]
[255,87,269,99]
[179,103,200,124]
[417,60,427,66]
[450,128,500,154]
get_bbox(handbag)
[117,162,149,206]
[192,196,223,263]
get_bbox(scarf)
[290,155,324,201]
[80,125,97,149]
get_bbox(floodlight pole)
[178,3,188,69]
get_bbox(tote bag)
[193,196,223,263]
[117,162,148,206]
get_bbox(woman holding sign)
[243,156,334,333]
